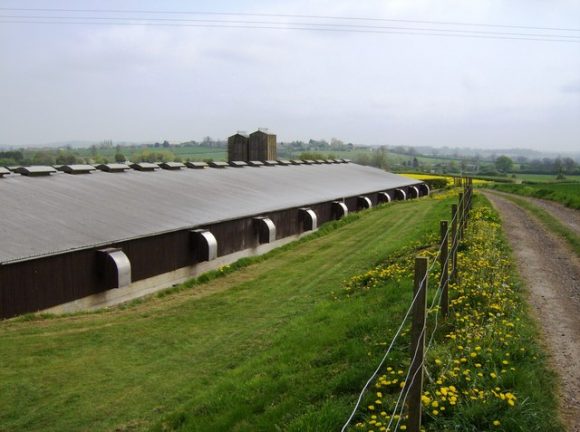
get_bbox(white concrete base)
[43,231,315,315]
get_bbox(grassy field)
[488,182,580,209]
[480,173,580,184]
[0,193,562,432]
[509,173,580,183]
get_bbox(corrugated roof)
[0,164,420,264]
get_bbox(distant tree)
[553,158,563,175]
[114,152,126,163]
[32,151,55,165]
[0,150,24,165]
[495,155,513,173]
[55,151,77,165]
[412,157,419,168]
[562,157,576,173]
[354,153,371,166]
[372,146,389,170]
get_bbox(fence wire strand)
[341,184,472,432]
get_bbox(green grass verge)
[0,197,452,432]
[346,194,563,432]
[492,193,580,256]
[488,182,580,209]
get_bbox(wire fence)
[341,177,474,432]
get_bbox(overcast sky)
[1,0,579,151]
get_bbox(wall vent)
[299,208,318,231]
[378,191,392,203]
[332,201,349,219]
[409,186,420,198]
[395,189,407,200]
[191,229,218,261]
[253,217,276,244]
[97,248,131,289]
[358,196,372,209]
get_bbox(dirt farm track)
[483,191,580,432]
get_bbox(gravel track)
[483,191,580,431]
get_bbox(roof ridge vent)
[14,166,57,177]
[186,161,208,169]
[0,167,11,177]
[130,162,159,172]
[208,161,228,169]
[229,161,248,168]
[59,164,96,174]
[159,162,185,170]
[96,163,130,173]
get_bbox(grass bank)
[0,196,452,432]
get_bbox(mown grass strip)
[496,193,580,256]
[0,197,451,432]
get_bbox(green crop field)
[481,173,580,184]
[0,194,561,432]
[489,182,580,209]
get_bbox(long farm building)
[0,159,427,319]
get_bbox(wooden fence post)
[464,183,469,230]
[458,192,464,239]
[408,256,428,432]
[451,204,458,285]
[439,221,449,318]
